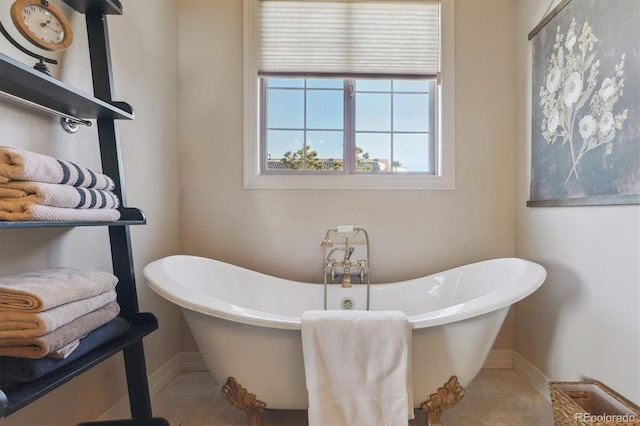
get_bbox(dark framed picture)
[528,0,639,207]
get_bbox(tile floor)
[151,369,554,425]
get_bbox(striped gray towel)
[0,181,120,209]
[0,181,119,210]
[0,147,115,190]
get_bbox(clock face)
[10,0,73,51]
[22,4,66,45]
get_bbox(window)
[263,78,436,174]
[244,0,455,190]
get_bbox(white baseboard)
[172,350,550,397]
[181,351,208,371]
[176,350,519,372]
[512,351,552,403]
[96,353,182,421]
[483,349,552,403]
[483,349,515,369]
[179,349,518,371]
[97,349,552,420]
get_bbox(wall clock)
[10,0,73,51]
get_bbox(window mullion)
[390,80,395,171]
[344,79,356,174]
[303,79,308,170]
[428,79,437,174]
[259,78,268,174]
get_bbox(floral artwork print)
[540,19,627,184]
[530,0,639,204]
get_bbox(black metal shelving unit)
[0,1,166,425]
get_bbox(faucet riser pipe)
[321,226,371,310]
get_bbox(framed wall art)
[528,0,639,206]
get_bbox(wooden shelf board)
[0,208,146,229]
[0,53,133,120]
[62,0,123,16]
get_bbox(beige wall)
[514,0,640,404]
[178,0,517,349]
[9,0,636,422]
[0,0,180,424]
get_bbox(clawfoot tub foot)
[221,377,267,426]
[420,376,465,426]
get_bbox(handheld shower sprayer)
[320,232,333,248]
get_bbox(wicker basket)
[549,381,640,426]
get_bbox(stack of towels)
[0,146,121,222]
[0,268,128,388]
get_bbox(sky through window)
[265,78,433,172]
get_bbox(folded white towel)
[301,310,413,426]
[0,267,118,313]
[0,301,120,359]
[0,290,117,338]
[0,146,115,190]
[0,181,119,209]
[0,204,120,222]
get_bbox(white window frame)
[243,0,456,190]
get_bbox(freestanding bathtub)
[143,255,546,423]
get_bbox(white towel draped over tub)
[301,309,413,426]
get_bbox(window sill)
[243,172,455,191]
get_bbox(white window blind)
[258,0,441,78]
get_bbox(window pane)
[266,130,304,164]
[307,79,343,89]
[267,89,304,128]
[356,80,391,92]
[394,94,429,132]
[393,80,430,93]
[393,133,430,172]
[267,78,305,88]
[307,90,343,130]
[307,131,344,170]
[355,133,391,172]
[356,93,391,132]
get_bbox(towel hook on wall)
[0,90,92,134]
[0,19,91,134]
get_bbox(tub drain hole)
[341,297,354,310]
